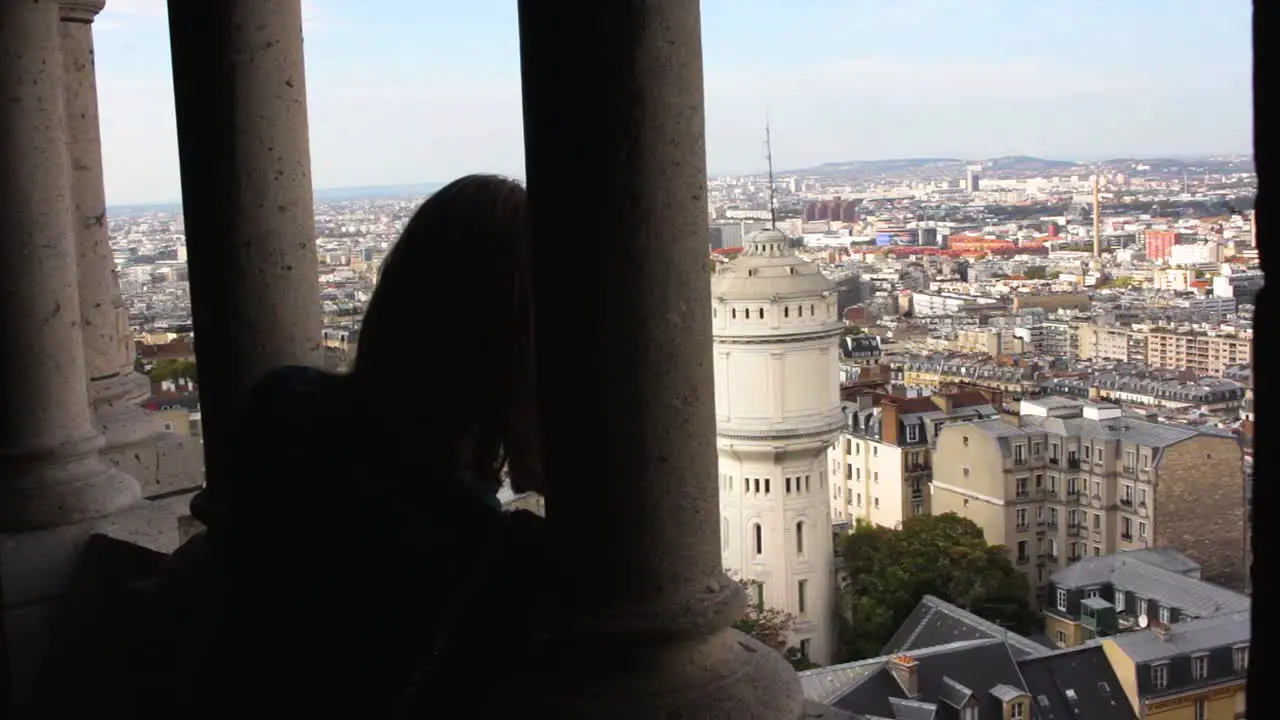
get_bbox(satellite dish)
[1138,614,1150,629]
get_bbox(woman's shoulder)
[190,366,349,528]
[249,365,345,406]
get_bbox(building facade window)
[753,523,763,555]
[1114,590,1126,611]
[1056,588,1067,611]
[1234,645,1249,672]
[797,579,808,614]
[1151,663,1167,689]
[795,521,805,555]
[1192,654,1208,680]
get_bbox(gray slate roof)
[967,414,1205,448]
[881,595,1052,660]
[1110,610,1250,663]
[1050,552,1248,619]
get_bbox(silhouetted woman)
[150,175,548,717]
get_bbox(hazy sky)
[95,0,1252,205]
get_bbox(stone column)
[60,0,204,501]
[0,0,141,532]
[166,0,322,486]
[1,4,179,706]
[517,2,805,717]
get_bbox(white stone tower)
[711,229,845,665]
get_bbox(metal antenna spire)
[765,115,778,230]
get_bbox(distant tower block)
[966,166,981,192]
[710,229,845,665]
[1092,174,1102,258]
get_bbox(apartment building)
[1040,318,1081,359]
[1145,329,1252,377]
[1090,374,1247,413]
[922,327,1029,357]
[1042,548,1247,649]
[1102,612,1249,720]
[1011,291,1091,313]
[900,357,1041,395]
[1078,322,1148,364]
[910,291,1002,317]
[828,388,1000,528]
[930,397,1246,603]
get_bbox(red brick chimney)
[989,388,1003,409]
[931,392,954,413]
[880,397,901,445]
[888,655,919,698]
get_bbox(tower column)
[1,3,182,707]
[166,0,323,487]
[518,1,805,716]
[0,0,141,532]
[60,0,203,500]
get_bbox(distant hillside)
[312,182,445,201]
[781,154,1253,180]
[785,158,963,177]
[109,181,449,213]
[1094,157,1255,176]
[982,155,1077,172]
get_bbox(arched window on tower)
[810,303,816,316]
[753,523,764,555]
[798,305,803,317]
[796,521,805,554]
[783,306,789,318]
[731,308,737,319]
[757,307,764,319]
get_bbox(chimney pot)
[888,655,919,698]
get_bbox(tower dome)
[710,228,844,666]
[712,229,835,303]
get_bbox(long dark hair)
[350,175,541,497]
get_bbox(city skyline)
[96,0,1252,205]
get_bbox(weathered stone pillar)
[166,0,322,486]
[60,0,204,501]
[0,0,141,532]
[518,1,806,716]
[1,2,180,709]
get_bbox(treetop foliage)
[838,513,1036,662]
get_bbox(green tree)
[1023,265,1047,280]
[732,577,820,671]
[149,358,197,383]
[837,514,1035,662]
